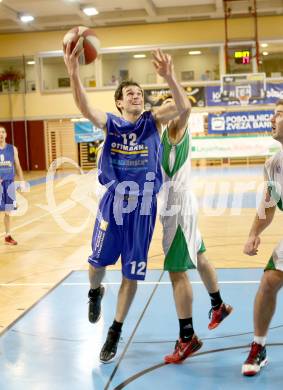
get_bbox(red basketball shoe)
[242,342,267,376]
[164,335,203,364]
[208,303,233,330]
[5,235,18,245]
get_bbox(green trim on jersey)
[161,128,189,178]
[163,225,206,272]
[264,256,276,271]
[268,183,283,211]
[198,240,206,254]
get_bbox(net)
[236,85,251,106]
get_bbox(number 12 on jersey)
[130,261,146,276]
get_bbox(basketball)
[62,26,100,65]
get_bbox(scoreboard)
[234,50,251,64]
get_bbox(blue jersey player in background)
[0,126,25,245]
[64,44,190,362]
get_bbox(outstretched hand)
[63,37,84,76]
[152,49,174,80]
[243,236,261,256]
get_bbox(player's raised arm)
[152,49,191,131]
[64,39,107,130]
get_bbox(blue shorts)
[88,191,157,280]
[0,180,16,212]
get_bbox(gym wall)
[0,16,282,170]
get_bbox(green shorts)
[163,224,206,272]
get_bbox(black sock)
[110,320,123,333]
[88,287,101,298]
[179,318,194,342]
[209,291,223,310]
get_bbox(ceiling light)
[82,7,99,16]
[133,54,146,59]
[20,15,34,23]
[262,51,269,56]
[261,43,268,48]
[27,60,35,65]
[188,50,202,55]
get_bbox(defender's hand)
[152,49,173,80]
[243,236,260,256]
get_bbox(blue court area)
[28,172,70,187]
[1,269,282,390]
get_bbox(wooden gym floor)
[1,165,282,333]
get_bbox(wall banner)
[144,86,205,109]
[208,110,274,134]
[191,136,281,159]
[74,122,104,143]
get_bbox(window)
[41,55,69,90]
[0,56,36,93]
[40,52,97,91]
[101,46,220,86]
[258,42,283,78]
[166,47,220,82]
[101,52,154,86]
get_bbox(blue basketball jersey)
[0,144,15,181]
[98,111,162,196]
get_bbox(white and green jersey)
[264,150,283,272]
[161,126,192,192]
[160,126,205,272]
[264,150,283,211]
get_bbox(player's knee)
[121,277,137,290]
[89,263,105,274]
[196,252,208,269]
[197,253,207,268]
[260,270,283,295]
[169,271,187,285]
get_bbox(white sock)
[5,233,10,237]
[254,336,266,346]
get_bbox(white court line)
[0,280,260,287]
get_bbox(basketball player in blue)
[0,125,25,245]
[64,43,190,362]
